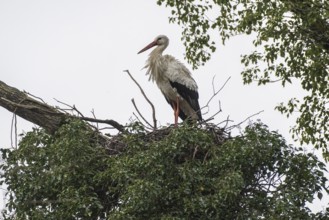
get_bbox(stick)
[131,98,153,129]
[227,110,264,130]
[205,76,231,108]
[124,70,157,129]
[79,117,125,132]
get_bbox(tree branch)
[227,110,264,131]
[131,98,154,129]
[0,80,125,154]
[0,81,64,134]
[124,69,157,130]
[79,116,124,132]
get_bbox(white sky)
[0,0,327,214]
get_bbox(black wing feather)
[169,81,202,120]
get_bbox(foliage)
[0,120,328,219]
[156,0,329,155]
[0,120,112,219]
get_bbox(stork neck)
[151,44,167,57]
[145,45,168,83]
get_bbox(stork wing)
[162,55,202,120]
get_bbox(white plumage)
[138,35,202,126]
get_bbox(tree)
[0,119,328,219]
[0,71,327,217]
[156,0,329,156]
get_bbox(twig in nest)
[202,76,231,112]
[124,70,157,130]
[204,100,222,123]
[131,98,153,129]
[226,110,264,131]
[217,115,233,128]
[201,76,231,123]
[132,113,153,130]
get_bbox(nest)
[102,122,230,156]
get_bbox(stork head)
[138,35,169,54]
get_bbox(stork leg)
[171,102,177,127]
[173,97,179,127]
[171,97,180,127]
[172,102,177,127]
[174,96,180,127]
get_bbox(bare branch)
[10,113,17,149]
[132,113,152,130]
[212,75,216,94]
[0,80,128,155]
[1,97,46,112]
[227,110,264,131]
[91,109,99,131]
[200,76,231,123]
[53,98,125,133]
[203,76,231,109]
[124,69,157,129]
[131,98,154,129]
[24,91,46,104]
[204,100,222,122]
[79,116,125,132]
[54,98,84,117]
[217,115,233,128]
[99,127,116,131]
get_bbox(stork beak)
[137,40,157,54]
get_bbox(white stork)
[138,35,202,126]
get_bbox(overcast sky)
[0,0,327,213]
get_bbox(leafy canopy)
[1,120,328,219]
[156,0,329,155]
